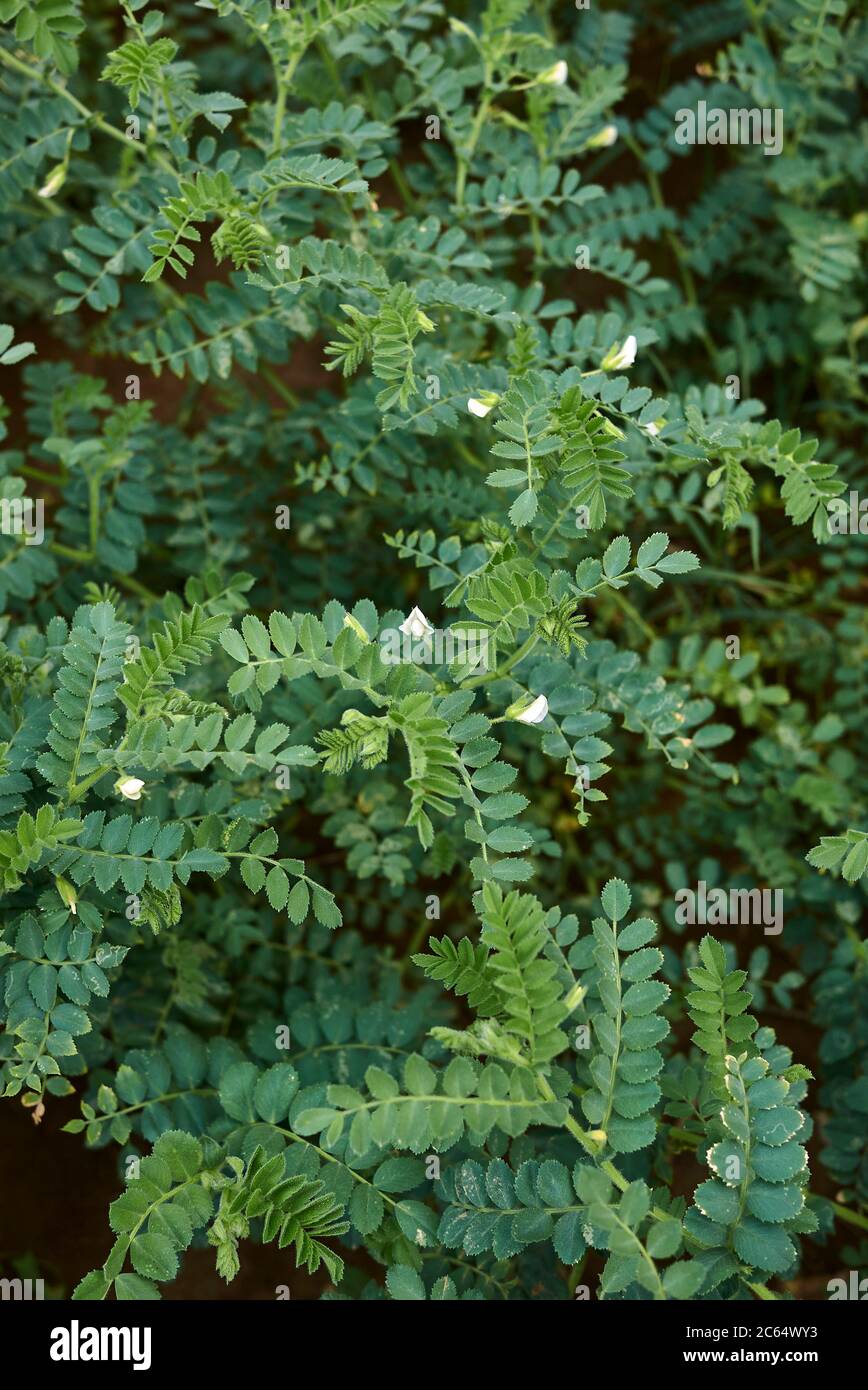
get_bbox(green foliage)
[209,1144,349,1284]
[685,1038,815,1284]
[0,0,83,73]
[685,934,758,1097]
[101,36,178,109]
[806,829,868,884]
[0,0,865,1305]
[0,323,34,365]
[72,1129,217,1300]
[144,171,238,283]
[575,1167,704,1300]
[438,1155,591,1265]
[0,803,80,891]
[117,604,229,720]
[36,602,130,801]
[477,882,569,1069]
[411,933,499,1015]
[576,879,669,1155]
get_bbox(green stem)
[0,46,175,175]
[18,465,65,487]
[830,1200,868,1234]
[455,87,492,208]
[271,52,302,154]
[746,1280,779,1301]
[262,365,300,408]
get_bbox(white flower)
[513,694,549,725]
[602,334,638,371]
[399,606,434,640]
[116,776,145,802]
[587,124,618,148]
[539,60,568,86]
[38,163,67,199]
[644,421,660,437]
[468,390,500,418]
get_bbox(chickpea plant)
[0,0,866,1302]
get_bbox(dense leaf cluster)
[0,0,865,1301]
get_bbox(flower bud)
[601,334,638,371]
[467,391,500,418]
[38,163,68,199]
[538,60,568,86]
[586,124,618,149]
[54,875,77,915]
[507,693,549,724]
[115,776,145,801]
